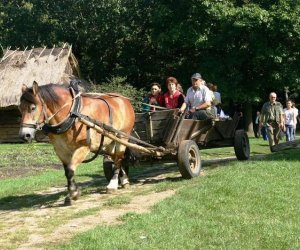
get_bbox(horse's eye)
[30,105,36,111]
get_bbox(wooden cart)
[98,109,250,180]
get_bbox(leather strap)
[42,82,81,134]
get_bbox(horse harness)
[42,82,82,134]
[23,80,114,162]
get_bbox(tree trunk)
[244,102,254,136]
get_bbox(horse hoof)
[122,183,130,189]
[106,188,117,194]
[64,197,73,206]
[71,190,81,201]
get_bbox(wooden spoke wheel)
[234,130,250,160]
[177,140,201,179]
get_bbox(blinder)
[20,80,81,134]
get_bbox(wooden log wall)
[0,108,48,143]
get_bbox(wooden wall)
[0,108,48,143]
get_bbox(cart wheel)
[177,140,201,179]
[234,130,250,160]
[103,156,129,182]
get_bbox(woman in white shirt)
[284,100,296,141]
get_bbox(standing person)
[292,102,298,139]
[212,84,222,115]
[164,77,185,109]
[253,111,261,138]
[179,73,214,120]
[177,83,184,94]
[261,125,268,141]
[142,82,165,112]
[206,83,216,105]
[284,100,297,141]
[212,84,221,105]
[259,92,284,150]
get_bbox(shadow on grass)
[0,167,181,211]
[0,192,66,211]
[1,149,298,212]
[0,175,107,211]
[265,148,300,161]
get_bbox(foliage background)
[0,0,299,127]
[90,76,147,112]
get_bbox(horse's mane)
[21,84,63,110]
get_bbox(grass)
[2,228,29,250]
[56,148,300,250]
[103,193,133,207]
[0,143,105,210]
[0,143,59,167]
[0,138,299,249]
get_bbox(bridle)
[20,93,50,130]
[20,85,82,134]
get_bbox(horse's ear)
[22,84,28,94]
[32,81,39,95]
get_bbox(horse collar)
[42,86,81,134]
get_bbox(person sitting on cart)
[164,76,185,109]
[142,82,165,112]
[179,73,215,120]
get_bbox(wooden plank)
[134,123,147,132]
[151,119,172,129]
[134,110,176,145]
[135,113,148,122]
[211,120,235,139]
[148,109,175,121]
[177,119,212,142]
[271,139,300,152]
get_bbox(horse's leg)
[106,167,120,193]
[106,157,123,192]
[106,159,130,191]
[119,147,130,188]
[119,167,130,188]
[105,142,131,192]
[63,164,81,206]
[60,147,90,205]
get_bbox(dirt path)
[0,167,179,250]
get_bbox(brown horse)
[19,81,135,205]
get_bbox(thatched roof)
[0,44,82,108]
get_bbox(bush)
[89,76,146,112]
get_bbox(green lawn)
[0,138,299,249]
[55,145,300,250]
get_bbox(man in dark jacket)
[259,92,284,150]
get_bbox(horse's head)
[19,81,45,142]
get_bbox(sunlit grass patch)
[103,194,132,207]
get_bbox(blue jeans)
[285,125,294,141]
[191,109,215,120]
[261,126,268,141]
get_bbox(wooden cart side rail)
[135,109,178,145]
[230,112,242,137]
[190,125,212,140]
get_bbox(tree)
[144,0,300,131]
[1,0,300,131]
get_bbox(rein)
[42,86,81,134]
[21,82,82,134]
[21,93,51,130]
[45,92,81,124]
[21,81,116,163]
